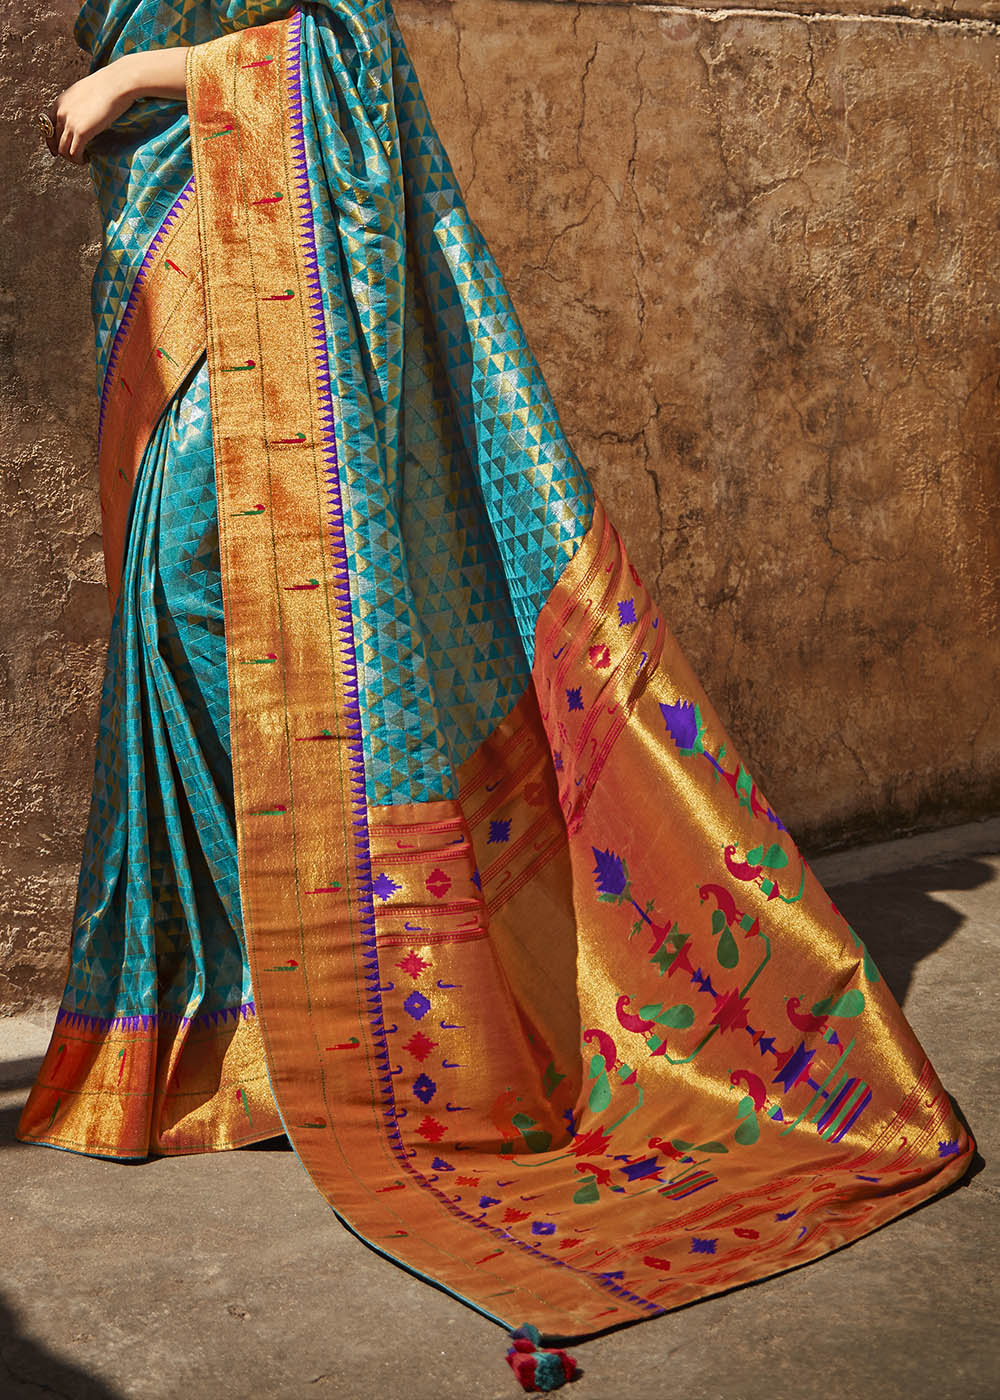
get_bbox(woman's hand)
[46,65,137,164]
[45,48,190,164]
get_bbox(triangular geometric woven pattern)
[297,4,592,803]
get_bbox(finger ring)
[36,111,55,141]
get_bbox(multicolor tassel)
[505,1324,582,1392]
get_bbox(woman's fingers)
[54,102,70,156]
[51,101,88,164]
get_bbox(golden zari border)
[17,1005,281,1157]
[96,189,205,613]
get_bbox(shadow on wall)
[828,856,997,1009]
[0,1293,126,1399]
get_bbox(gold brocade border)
[96,190,205,614]
[16,1007,281,1156]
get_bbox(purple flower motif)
[479,1195,500,1209]
[372,872,401,901]
[775,1209,797,1221]
[403,990,431,1021]
[530,1221,556,1236]
[617,598,637,626]
[592,846,628,897]
[566,686,584,712]
[690,1237,717,1254]
[659,697,704,756]
[938,1139,961,1157]
[488,818,511,844]
[553,751,563,772]
[619,1156,662,1182]
[413,1073,437,1104]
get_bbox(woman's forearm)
[111,46,190,103]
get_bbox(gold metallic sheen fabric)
[20,4,974,1344]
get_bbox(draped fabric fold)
[20,0,974,1340]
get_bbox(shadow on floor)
[0,1055,45,1094]
[241,1135,292,1150]
[827,855,996,1008]
[0,1294,125,1399]
[0,1104,27,1150]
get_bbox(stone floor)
[2,820,998,1400]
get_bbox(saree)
[20,0,974,1369]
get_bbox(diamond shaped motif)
[396,950,431,980]
[403,991,432,1021]
[415,1115,446,1143]
[403,1031,438,1062]
[412,1073,437,1105]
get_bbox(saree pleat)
[20,0,974,1344]
[24,353,279,1156]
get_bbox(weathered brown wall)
[2,2,104,1014]
[2,0,998,1013]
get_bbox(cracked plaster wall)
[2,0,998,1012]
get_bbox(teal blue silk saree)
[19,1,974,1385]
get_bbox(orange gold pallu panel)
[348,497,975,1337]
[175,12,974,1340]
[524,498,975,1323]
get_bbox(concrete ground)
[2,818,998,1400]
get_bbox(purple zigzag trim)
[96,177,197,451]
[56,1007,156,1033]
[55,999,256,1034]
[286,14,376,972]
